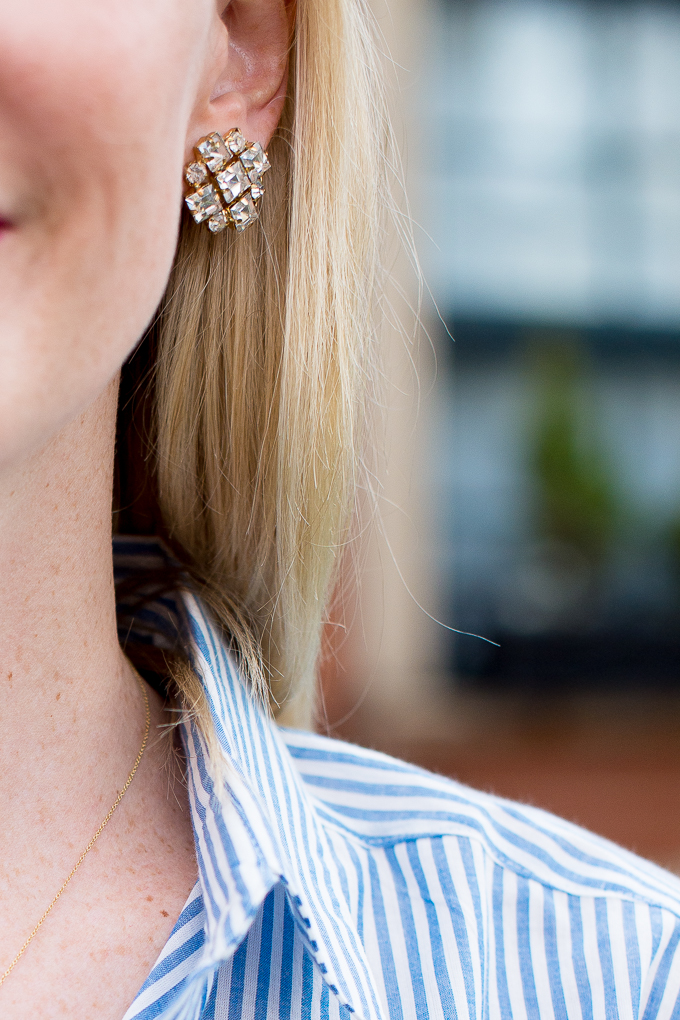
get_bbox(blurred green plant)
[526,333,620,566]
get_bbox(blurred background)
[319,0,680,874]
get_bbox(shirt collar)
[181,591,385,1020]
[114,539,383,1020]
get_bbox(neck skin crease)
[0,378,197,1019]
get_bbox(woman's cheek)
[0,1,207,470]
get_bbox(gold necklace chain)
[0,669,151,988]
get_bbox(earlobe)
[188,0,292,158]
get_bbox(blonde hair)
[118,0,392,729]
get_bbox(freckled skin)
[0,711,199,1019]
[0,0,211,1014]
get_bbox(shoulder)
[283,729,680,1019]
[283,727,680,913]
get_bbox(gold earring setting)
[184,128,271,234]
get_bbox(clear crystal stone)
[208,209,229,233]
[240,142,270,178]
[229,193,259,232]
[224,128,247,155]
[185,162,208,187]
[250,181,264,201]
[215,160,249,203]
[185,185,222,224]
[196,132,230,173]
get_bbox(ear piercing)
[184,128,271,234]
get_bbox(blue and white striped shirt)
[116,538,680,1020]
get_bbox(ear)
[187,0,293,159]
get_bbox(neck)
[0,381,198,1016]
[0,377,145,840]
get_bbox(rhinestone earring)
[184,128,271,234]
